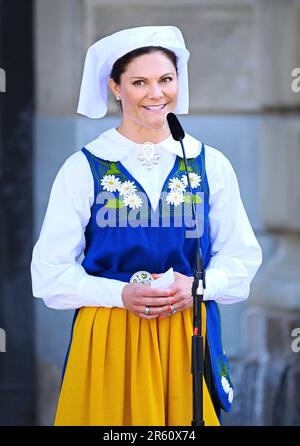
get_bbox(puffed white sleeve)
[30,151,126,310]
[203,146,262,304]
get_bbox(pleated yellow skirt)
[55,306,220,426]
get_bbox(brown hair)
[110,46,178,85]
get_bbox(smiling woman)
[31,26,262,426]
[108,50,178,139]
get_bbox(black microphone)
[167,112,185,141]
[166,112,202,271]
[166,112,205,426]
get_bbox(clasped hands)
[121,272,193,319]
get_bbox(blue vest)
[79,144,233,414]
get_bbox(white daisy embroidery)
[168,177,186,193]
[119,180,137,197]
[221,376,230,394]
[101,175,122,192]
[166,190,185,206]
[123,193,143,210]
[182,172,201,189]
[228,387,234,403]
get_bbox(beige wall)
[35,0,271,116]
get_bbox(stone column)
[0,0,35,426]
[242,0,300,426]
[34,0,85,426]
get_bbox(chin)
[149,121,165,130]
[147,116,168,130]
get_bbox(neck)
[116,119,170,144]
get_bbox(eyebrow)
[129,72,175,80]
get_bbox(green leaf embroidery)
[184,194,203,204]
[106,162,121,175]
[104,198,126,209]
[179,159,193,172]
[217,357,229,378]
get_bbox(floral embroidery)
[101,174,122,192]
[228,387,234,404]
[221,376,230,393]
[100,163,202,211]
[168,177,186,193]
[123,193,143,210]
[101,174,143,210]
[166,172,202,207]
[221,376,234,404]
[182,172,202,189]
[118,180,137,197]
[166,190,185,206]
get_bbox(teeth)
[144,105,165,110]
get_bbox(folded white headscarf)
[77,26,190,119]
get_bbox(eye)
[132,80,145,86]
[161,77,173,83]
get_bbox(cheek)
[164,82,179,101]
[121,88,143,110]
[170,83,179,98]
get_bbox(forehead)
[123,52,176,77]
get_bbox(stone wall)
[240,0,300,426]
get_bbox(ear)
[108,78,121,99]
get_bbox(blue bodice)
[81,145,211,281]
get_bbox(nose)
[148,82,164,99]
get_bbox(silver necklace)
[137,141,160,170]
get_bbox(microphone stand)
[179,138,205,427]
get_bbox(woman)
[31,26,262,426]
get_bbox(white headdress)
[77,26,190,118]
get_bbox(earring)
[116,96,121,101]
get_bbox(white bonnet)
[77,26,190,118]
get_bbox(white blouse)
[31,128,262,310]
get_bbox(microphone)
[166,112,205,426]
[167,112,185,141]
[166,113,203,273]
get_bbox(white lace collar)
[85,128,201,161]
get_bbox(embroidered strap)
[205,301,234,412]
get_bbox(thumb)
[174,271,184,279]
[152,273,163,279]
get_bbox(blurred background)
[0,0,300,426]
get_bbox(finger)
[138,296,177,307]
[142,287,175,297]
[158,302,183,319]
[137,304,172,316]
[137,312,159,320]
[152,273,162,279]
[158,310,172,320]
[173,271,184,279]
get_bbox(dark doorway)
[0,0,35,425]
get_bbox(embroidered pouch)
[205,300,234,412]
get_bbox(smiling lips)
[143,104,167,112]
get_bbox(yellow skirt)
[55,306,220,426]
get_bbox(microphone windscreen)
[167,113,185,141]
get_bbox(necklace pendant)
[137,141,160,169]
